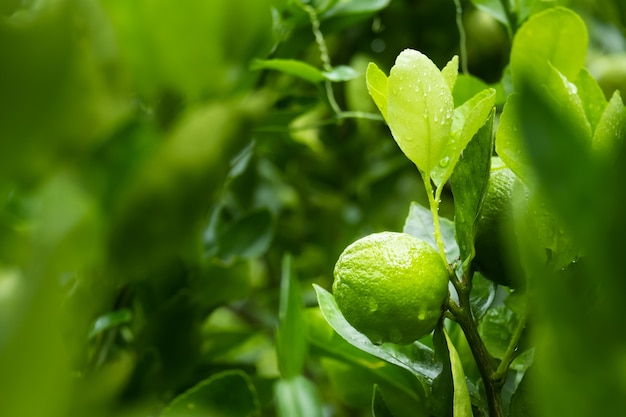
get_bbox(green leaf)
[217,209,275,261]
[452,74,490,107]
[592,90,626,154]
[403,202,459,264]
[478,305,519,359]
[372,385,395,417]
[386,49,454,174]
[432,88,495,187]
[275,375,324,417]
[306,309,430,411]
[441,55,459,92]
[450,110,495,266]
[444,330,472,417]
[251,59,326,83]
[323,65,359,82]
[495,94,530,182]
[510,7,588,92]
[575,68,608,131]
[88,309,132,340]
[366,62,389,120]
[469,0,508,26]
[160,370,260,417]
[276,254,308,378]
[468,272,497,321]
[313,285,441,381]
[322,0,391,19]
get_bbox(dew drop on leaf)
[439,156,450,167]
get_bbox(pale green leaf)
[592,90,626,154]
[441,55,459,92]
[403,201,459,264]
[495,93,531,183]
[323,65,359,82]
[469,0,508,26]
[444,330,472,417]
[366,62,389,120]
[386,49,454,174]
[431,88,495,187]
[510,7,588,91]
[275,376,324,417]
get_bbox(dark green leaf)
[276,254,308,378]
[468,272,496,321]
[372,385,395,417]
[160,370,260,417]
[478,305,519,360]
[403,202,459,264]
[217,209,275,260]
[314,285,441,381]
[431,323,453,417]
[450,110,494,266]
[275,375,324,417]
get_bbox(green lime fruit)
[472,157,523,287]
[332,232,449,345]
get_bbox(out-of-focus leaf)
[275,375,323,417]
[403,202,459,264]
[276,254,307,378]
[252,59,325,83]
[314,285,441,381]
[160,370,260,417]
[450,110,494,266]
[88,309,132,340]
[431,324,453,417]
[444,330,472,417]
[510,7,588,91]
[452,74,490,107]
[323,65,359,82]
[372,385,395,417]
[469,0,507,26]
[217,209,275,261]
[322,0,390,19]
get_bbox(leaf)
[276,254,308,378]
[431,88,495,187]
[275,375,324,417]
[386,49,454,174]
[495,93,530,182]
[217,209,275,260]
[251,59,325,83]
[441,55,459,92]
[444,330,472,417]
[372,385,395,417]
[468,272,497,321]
[575,68,608,131]
[450,110,495,266]
[323,65,359,82]
[469,0,508,26]
[510,7,588,92]
[478,305,519,359]
[306,309,429,409]
[88,309,132,340]
[160,370,260,417]
[403,202,459,264]
[452,74,490,107]
[314,285,441,381]
[366,62,389,120]
[592,90,626,154]
[322,0,391,19]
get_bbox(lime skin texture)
[333,232,449,345]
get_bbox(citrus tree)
[1,1,625,417]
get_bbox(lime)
[472,157,522,287]
[333,232,449,345]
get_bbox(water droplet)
[439,157,450,167]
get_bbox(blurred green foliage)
[0,0,625,416]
